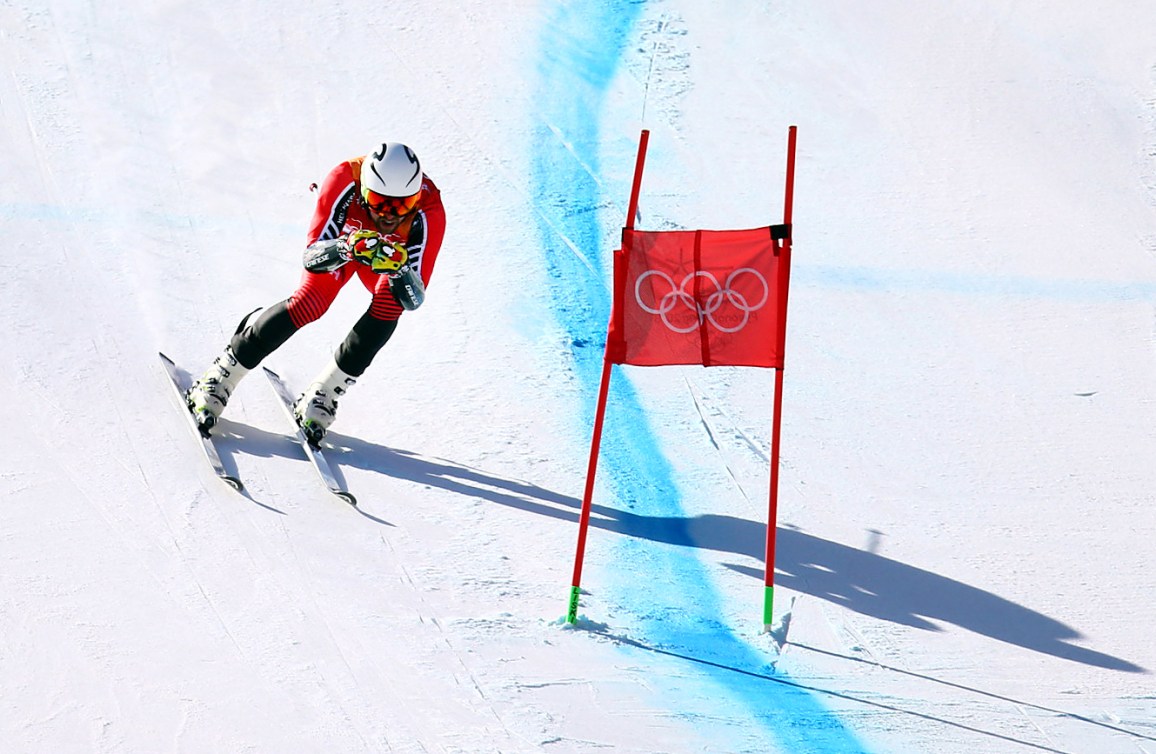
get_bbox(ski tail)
[262,366,357,505]
[159,352,243,491]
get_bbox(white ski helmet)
[363,142,423,198]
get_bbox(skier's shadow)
[322,433,579,510]
[222,420,541,518]
[215,418,311,463]
[326,435,1144,675]
[213,420,390,526]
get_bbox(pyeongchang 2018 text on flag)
[606,227,788,367]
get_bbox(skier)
[186,142,446,445]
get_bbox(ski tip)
[223,476,244,492]
[335,491,357,506]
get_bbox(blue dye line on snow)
[793,262,1156,303]
[11,202,1150,306]
[530,3,874,752]
[0,202,298,236]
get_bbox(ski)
[262,366,357,506]
[159,352,243,491]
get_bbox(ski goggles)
[362,186,421,218]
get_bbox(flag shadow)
[325,435,1144,675]
[607,509,1147,675]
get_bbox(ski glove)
[388,264,426,311]
[349,230,408,274]
[303,238,353,272]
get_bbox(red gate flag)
[606,227,788,367]
[567,126,797,630]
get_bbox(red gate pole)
[568,129,651,624]
[764,125,797,631]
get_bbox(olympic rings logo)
[635,268,769,333]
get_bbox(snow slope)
[2,1,1155,752]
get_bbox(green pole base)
[762,584,775,631]
[566,585,581,624]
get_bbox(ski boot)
[293,357,357,447]
[186,345,250,435]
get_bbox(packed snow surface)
[2,1,1155,752]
